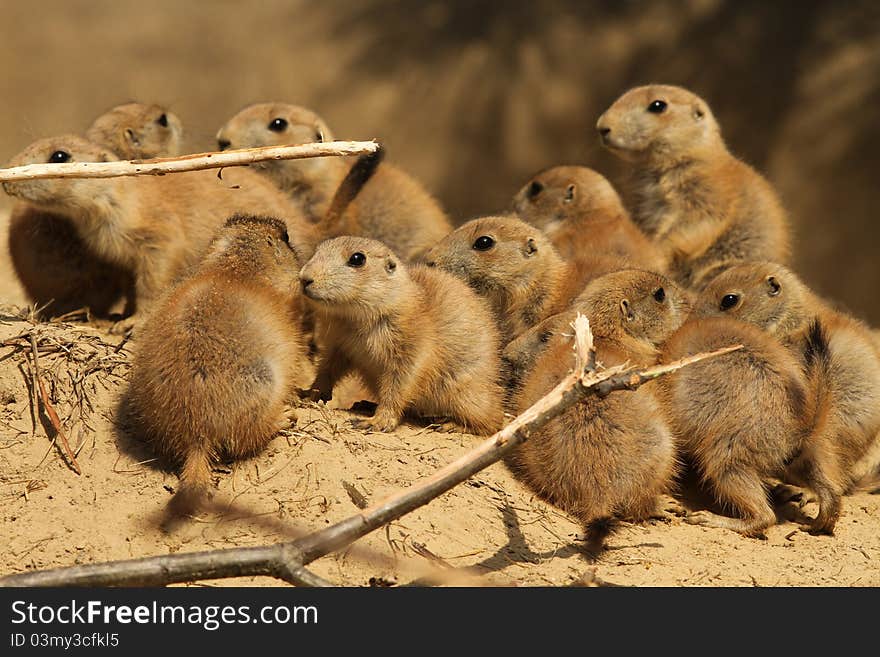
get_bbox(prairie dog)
[596,85,790,287]
[661,317,809,537]
[512,165,665,272]
[86,102,184,160]
[217,102,451,260]
[299,236,504,434]
[424,215,598,341]
[503,269,691,394]
[3,135,318,321]
[125,215,307,512]
[8,103,181,319]
[695,262,880,532]
[510,327,676,550]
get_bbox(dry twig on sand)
[0,141,379,182]
[0,315,740,587]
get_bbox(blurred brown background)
[0,0,878,320]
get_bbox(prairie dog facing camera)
[217,102,451,260]
[124,215,308,513]
[597,85,790,287]
[300,236,504,434]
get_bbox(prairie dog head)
[574,269,692,345]
[424,215,564,294]
[693,262,810,337]
[216,102,336,187]
[299,236,409,317]
[86,102,183,159]
[205,214,302,299]
[596,85,721,163]
[2,135,117,210]
[512,165,625,232]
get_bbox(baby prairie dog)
[299,236,504,434]
[8,102,182,318]
[597,85,790,287]
[661,317,809,537]
[512,165,665,272]
[125,215,308,511]
[3,135,317,322]
[86,102,184,159]
[508,320,677,551]
[424,215,603,342]
[503,269,691,395]
[695,262,880,533]
[217,102,451,260]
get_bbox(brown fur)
[695,262,880,533]
[124,215,307,513]
[8,103,182,318]
[660,317,809,537]
[217,102,451,260]
[503,269,691,397]
[300,236,504,434]
[597,85,790,287]
[424,215,600,342]
[3,135,318,324]
[509,322,677,551]
[512,165,666,272]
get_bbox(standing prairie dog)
[503,269,691,395]
[299,236,504,434]
[661,317,809,537]
[512,165,666,272]
[597,85,790,288]
[216,102,451,260]
[2,135,318,324]
[424,215,612,342]
[124,215,308,513]
[509,327,677,551]
[8,102,182,319]
[695,262,880,533]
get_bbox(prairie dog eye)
[653,287,666,302]
[473,235,495,251]
[767,276,781,296]
[314,130,324,142]
[647,100,667,114]
[157,113,169,127]
[347,252,366,267]
[268,117,288,132]
[49,150,71,164]
[720,294,739,311]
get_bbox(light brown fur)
[123,215,307,513]
[8,103,182,318]
[597,85,790,287]
[512,165,666,272]
[217,102,451,260]
[695,262,880,533]
[300,236,504,434]
[3,135,318,324]
[660,317,810,537]
[424,215,600,342]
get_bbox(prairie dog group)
[217,102,452,260]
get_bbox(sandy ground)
[1,287,878,588]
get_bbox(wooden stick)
[0,317,741,587]
[29,335,81,475]
[0,140,379,182]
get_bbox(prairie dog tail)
[322,145,386,236]
[166,446,213,520]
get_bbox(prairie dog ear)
[767,275,781,296]
[385,257,397,274]
[692,103,705,121]
[620,298,634,322]
[124,128,141,146]
[523,237,538,257]
[564,184,576,203]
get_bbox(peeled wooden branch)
[0,316,741,587]
[0,141,379,182]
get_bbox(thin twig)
[0,316,741,587]
[0,141,379,182]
